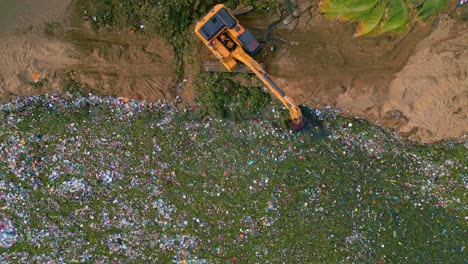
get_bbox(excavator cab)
[197,6,261,55]
[195,4,306,130]
[237,29,262,55]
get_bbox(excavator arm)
[231,48,305,128]
[195,4,305,130]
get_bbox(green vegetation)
[319,0,448,36]
[195,73,270,120]
[244,0,281,12]
[0,95,465,262]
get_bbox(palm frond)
[393,19,411,33]
[340,10,370,21]
[340,0,380,21]
[342,0,379,13]
[320,0,449,36]
[417,0,447,20]
[406,0,426,9]
[320,0,378,20]
[354,1,386,37]
[319,0,347,18]
[378,0,410,33]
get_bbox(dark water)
[298,105,330,141]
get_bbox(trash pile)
[0,93,465,262]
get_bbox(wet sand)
[0,0,71,33]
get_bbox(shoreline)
[0,0,466,143]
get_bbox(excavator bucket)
[195,4,305,129]
[290,116,307,131]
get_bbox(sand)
[0,0,75,98]
[382,15,467,142]
[0,0,466,142]
[255,1,467,142]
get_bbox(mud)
[0,0,466,142]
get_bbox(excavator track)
[203,60,265,73]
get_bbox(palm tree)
[319,0,448,36]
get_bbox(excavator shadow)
[296,105,329,141]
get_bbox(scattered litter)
[31,73,40,83]
[0,93,464,262]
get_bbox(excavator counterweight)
[195,4,305,130]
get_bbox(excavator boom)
[231,48,304,127]
[195,4,305,129]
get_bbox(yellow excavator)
[195,4,305,130]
